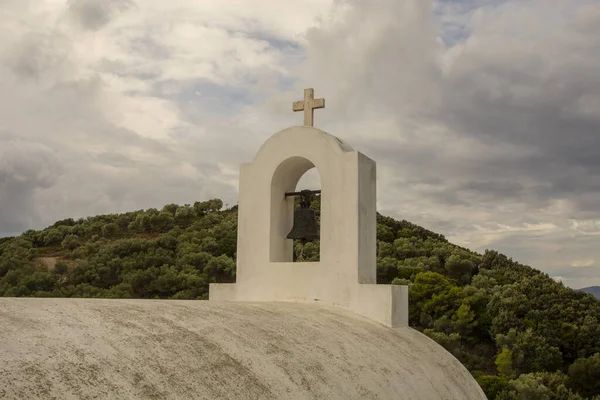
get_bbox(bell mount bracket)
[284,189,321,208]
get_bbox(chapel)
[0,89,487,399]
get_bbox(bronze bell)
[286,190,320,241]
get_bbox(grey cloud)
[436,8,600,183]
[305,0,600,210]
[92,152,135,168]
[549,264,600,280]
[0,2,247,231]
[0,135,63,236]
[125,37,170,61]
[68,0,135,31]
[0,30,195,231]
[458,180,524,198]
[4,31,73,82]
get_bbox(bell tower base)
[211,280,408,328]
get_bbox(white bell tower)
[210,89,408,328]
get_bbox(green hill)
[1,199,599,399]
[581,286,600,299]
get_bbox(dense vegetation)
[1,198,599,399]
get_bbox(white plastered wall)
[210,126,408,328]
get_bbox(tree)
[424,329,461,354]
[392,277,411,286]
[394,238,418,259]
[193,201,209,217]
[199,237,219,254]
[54,262,69,275]
[0,237,35,261]
[193,199,223,217]
[476,375,509,399]
[499,372,584,400]
[452,303,478,336]
[496,347,516,380]
[471,274,497,290]
[206,199,223,213]
[295,240,319,262]
[487,286,530,338]
[397,265,424,281]
[52,218,75,228]
[377,257,399,284]
[115,215,131,230]
[445,253,474,283]
[497,328,563,374]
[178,251,212,272]
[205,255,235,281]
[568,353,600,397]
[61,234,80,251]
[377,224,395,243]
[377,241,395,258]
[410,272,452,304]
[101,223,118,238]
[151,212,175,232]
[175,205,195,227]
[44,229,64,246]
[162,204,179,215]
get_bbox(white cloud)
[571,259,595,268]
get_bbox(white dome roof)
[0,298,486,399]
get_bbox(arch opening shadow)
[292,168,321,262]
[270,157,322,263]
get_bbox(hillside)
[1,199,600,399]
[581,286,600,299]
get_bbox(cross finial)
[293,88,325,127]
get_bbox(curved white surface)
[0,298,486,399]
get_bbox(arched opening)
[269,157,322,263]
[292,168,321,262]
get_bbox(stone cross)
[293,88,325,127]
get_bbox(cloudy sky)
[1,0,599,288]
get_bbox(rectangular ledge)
[209,283,409,329]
